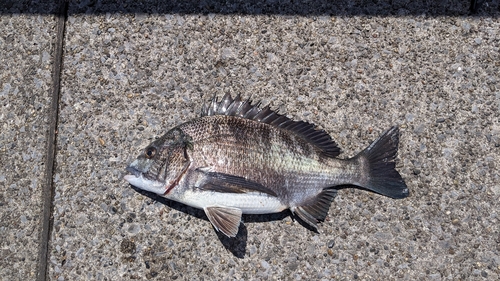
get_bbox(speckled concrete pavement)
[1,1,499,280]
[1,1,59,279]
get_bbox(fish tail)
[356,126,409,199]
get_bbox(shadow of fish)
[125,94,409,237]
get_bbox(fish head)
[124,128,192,196]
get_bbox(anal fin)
[291,189,337,229]
[204,206,242,237]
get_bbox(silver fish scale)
[177,115,359,204]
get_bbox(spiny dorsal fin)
[201,94,341,158]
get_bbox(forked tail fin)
[290,126,407,230]
[356,126,409,199]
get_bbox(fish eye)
[144,146,156,159]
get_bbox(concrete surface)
[0,2,58,280]
[1,1,499,280]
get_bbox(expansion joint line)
[37,1,68,281]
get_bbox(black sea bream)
[125,94,409,237]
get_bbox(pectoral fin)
[196,168,277,197]
[204,206,242,237]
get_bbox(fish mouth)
[125,165,142,178]
[124,165,142,184]
[124,165,168,195]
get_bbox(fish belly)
[174,189,287,214]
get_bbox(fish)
[124,94,409,237]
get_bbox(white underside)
[125,174,288,214]
[124,175,167,194]
[171,189,287,214]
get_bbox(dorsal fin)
[201,94,341,158]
